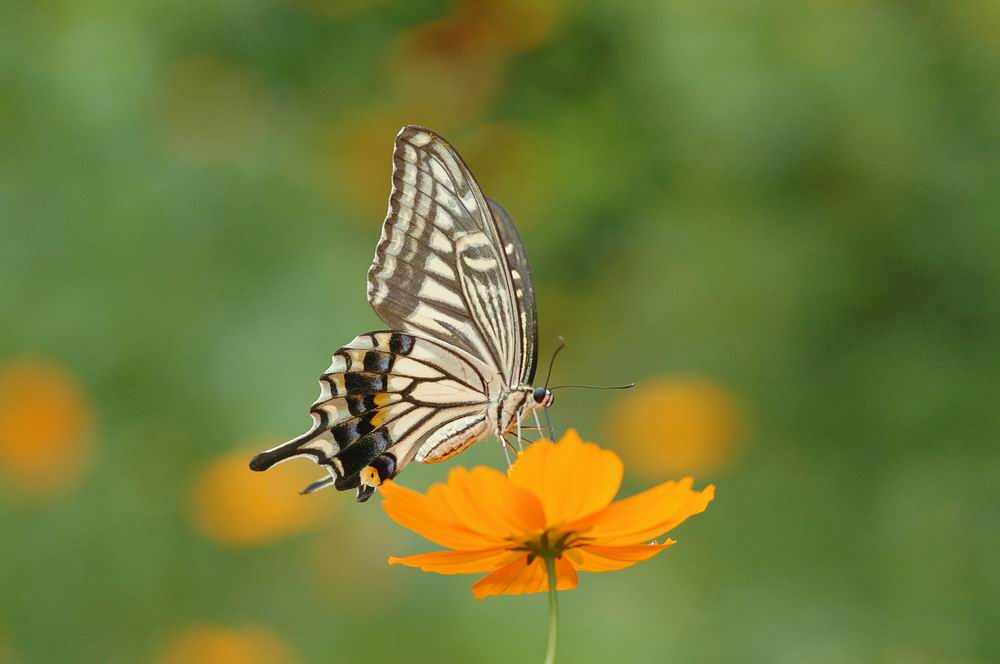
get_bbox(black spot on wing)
[371,453,397,482]
[328,453,399,498]
[363,350,394,373]
[334,472,361,491]
[346,394,377,417]
[345,372,387,394]
[389,333,415,355]
[331,415,376,447]
[336,428,393,481]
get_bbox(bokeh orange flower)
[607,378,743,476]
[0,360,90,497]
[193,447,332,545]
[158,626,293,664]
[382,430,714,599]
[387,14,508,129]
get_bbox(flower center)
[523,529,577,561]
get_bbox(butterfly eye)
[532,387,548,403]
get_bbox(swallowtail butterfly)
[250,126,553,501]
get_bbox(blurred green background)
[2,0,999,662]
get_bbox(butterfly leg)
[508,431,535,447]
[515,415,525,452]
[499,435,513,467]
[532,409,548,440]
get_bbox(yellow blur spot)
[388,16,508,127]
[458,123,555,228]
[309,516,399,613]
[954,0,1000,46]
[329,113,409,221]
[0,622,16,663]
[457,0,566,51]
[284,0,386,17]
[158,626,293,664]
[193,448,331,545]
[156,55,273,164]
[607,378,743,476]
[0,360,90,497]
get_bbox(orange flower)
[607,378,743,476]
[0,360,91,497]
[193,447,331,545]
[158,626,293,664]
[382,430,715,599]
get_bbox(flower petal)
[389,547,522,574]
[508,429,623,527]
[570,541,676,572]
[380,480,497,550]
[471,556,579,599]
[433,466,545,540]
[569,478,715,546]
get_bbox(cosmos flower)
[0,360,90,497]
[381,429,715,598]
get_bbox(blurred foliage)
[2,0,999,662]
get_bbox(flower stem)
[544,556,558,664]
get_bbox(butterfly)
[250,126,554,502]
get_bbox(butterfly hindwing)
[488,198,538,385]
[249,331,496,499]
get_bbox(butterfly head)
[531,386,555,409]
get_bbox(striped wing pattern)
[249,331,497,501]
[488,197,538,385]
[367,126,537,384]
[252,126,541,500]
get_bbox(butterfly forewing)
[366,126,534,384]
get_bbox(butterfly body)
[250,126,551,501]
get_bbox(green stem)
[544,556,559,664]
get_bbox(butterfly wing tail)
[249,423,332,472]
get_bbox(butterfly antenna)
[543,336,567,391]
[537,337,567,440]
[549,382,636,391]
